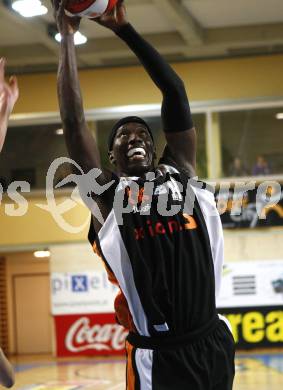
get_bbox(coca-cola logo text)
[65,317,128,353]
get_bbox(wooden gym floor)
[9,349,283,389]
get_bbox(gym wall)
[1,53,283,352]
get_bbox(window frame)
[8,96,283,190]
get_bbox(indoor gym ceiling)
[0,0,283,73]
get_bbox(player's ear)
[108,150,116,165]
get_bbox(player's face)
[110,122,156,176]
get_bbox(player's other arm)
[94,1,196,174]
[52,0,114,227]
[0,348,15,388]
[53,0,110,178]
[0,58,19,153]
[54,0,99,172]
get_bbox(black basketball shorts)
[125,317,235,390]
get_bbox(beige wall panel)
[14,274,52,354]
[50,243,102,273]
[1,196,283,264]
[224,229,283,262]
[0,194,90,247]
[13,55,283,115]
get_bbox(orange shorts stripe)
[126,341,136,390]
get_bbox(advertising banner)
[51,270,126,356]
[51,271,118,315]
[217,260,283,308]
[215,182,283,228]
[219,306,283,349]
[217,260,283,349]
[54,313,128,357]
[52,261,283,353]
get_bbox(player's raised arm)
[52,0,115,230]
[0,347,15,388]
[0,58,19,153]
[53,0,107,176]
[94,0,196,175]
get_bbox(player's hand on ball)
[94,0,128,32]
[0,58,19,117]
[51,0,81,35]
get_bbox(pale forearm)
[0,111,9,153]
[0,59,19,153]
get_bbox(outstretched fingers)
[97,6,115,24]
[116,0,127,23]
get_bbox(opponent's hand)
[51,0,81,36]
[0,58,19,152]
[94,0,128,32]
[0,58,19,117]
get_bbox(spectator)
[252,155,270,176]
[229,157,248,177]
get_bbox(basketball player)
[0,58,17,388]
[0,58,19,153]
[53,1,235,388]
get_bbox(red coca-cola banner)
[54,313,128,357]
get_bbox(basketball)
[65,0,118,18]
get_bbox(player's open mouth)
[127,147,146,161]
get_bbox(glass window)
[0,113,207,191]
[220,108,283,177]
[96,113,207,178]
[0,123,71,190]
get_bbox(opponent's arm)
[95,1,196,174]
[0,348,15,388]
[0,58,19,153]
